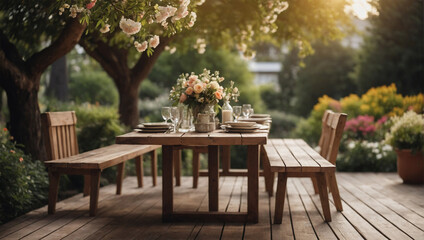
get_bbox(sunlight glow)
[345,0,378,20]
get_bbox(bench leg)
[311,176,319,194]
[83,175,90,196]
[135,155,144,188]
[151,150,157,186]
[192,148,200,188]
[328,172,343,211]
[89,170,101,217]
[116,162,125,195]
[174,149,181,187]
[48,170,60,214]
[261,145,274,196]
[316,173,332,222]
[274,172,287,224]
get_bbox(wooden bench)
[262,111,346,223]
[42,111,160,216]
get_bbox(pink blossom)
[86,0,96,10]
[214,91,223,100]
[179,93,187,103]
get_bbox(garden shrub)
[268,111,300,138]
[69,71,118,106]
[337,140,396,172]
[0,128,48,224]
[139,79,163,100]
[360,84,403,118]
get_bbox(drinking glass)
[161,107,171,123]
[242,104,251,119]
[233,106,242,122]
[170,107,180,133]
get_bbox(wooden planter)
[396,150,424,184]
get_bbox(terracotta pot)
[395,150,424,184]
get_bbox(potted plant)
[385,110,424,184]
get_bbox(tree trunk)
[5,79,46,161]
[117,82,139,128]
[46,56,68,101]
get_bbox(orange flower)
[19,157,23,163]
[214,91,223,100]
[3,128,7,132]
[10,150,15,154]
[185,87,194,95]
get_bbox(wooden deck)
[1,173,423,239]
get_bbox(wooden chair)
[42,111,160,216]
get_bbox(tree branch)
[131,36,174,85]
[80,34,130,88]
[0,30,28,89]
[27,18,86,75]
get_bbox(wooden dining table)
[116,129,268,223]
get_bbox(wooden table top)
[116,130,268,146]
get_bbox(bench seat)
[45,144,161,217]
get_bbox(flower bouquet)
[169,69,239,126]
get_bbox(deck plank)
[2,173,424,240]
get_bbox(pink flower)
[193,83,204,94]
[214,91,222,100]
[377,116,388,125]
[149,35,160,48]
[179,93,187,103]
[119,17,141,35]
[86,0,96,10]
[185,87,194,95]
[19,157,23,163]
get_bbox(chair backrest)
[41,111,79,161]
[318,110,347,165]
[318,110,332,158]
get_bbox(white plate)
[225,128,258,133]
[138,123,172,128]
[135,129,169,133]
[225,125,259,130]
[251,114,271,118]
[137,125,170,130]
[239,118,271,123]
[226,121,256,127]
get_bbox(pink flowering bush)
[345,115,377,139]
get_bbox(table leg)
[221,145,231,175]
[247,145,259,223]
[162,146,174,221]
[208,145,219,211]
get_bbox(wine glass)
[161,107,171,123]
[242,104,251,119]
[170,107,180,133]
[233,106,242,122]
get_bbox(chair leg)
[274,173,287,224]
[48,170,60,214]
[150,150,157,186]
[116,162,125,195]
[89,170,101,217]
[328,172,343,211]
[135,155,144,188]
[83,175,90,196]
[311,176,319,194]
[315,173,332,222]
[174,149,181,186]
[193,149,200,188]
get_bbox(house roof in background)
[248,62,282,73]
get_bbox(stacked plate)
[135,122,172,133]
[224,121,260,133]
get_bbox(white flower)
[100,24,110,33]
[197,0,205,5]
[134,41,148,52]
[149,35,160,48]
[347,141,355,149]
[376,153,383,160]
[210,81,219,90]
[119,17,141,35]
